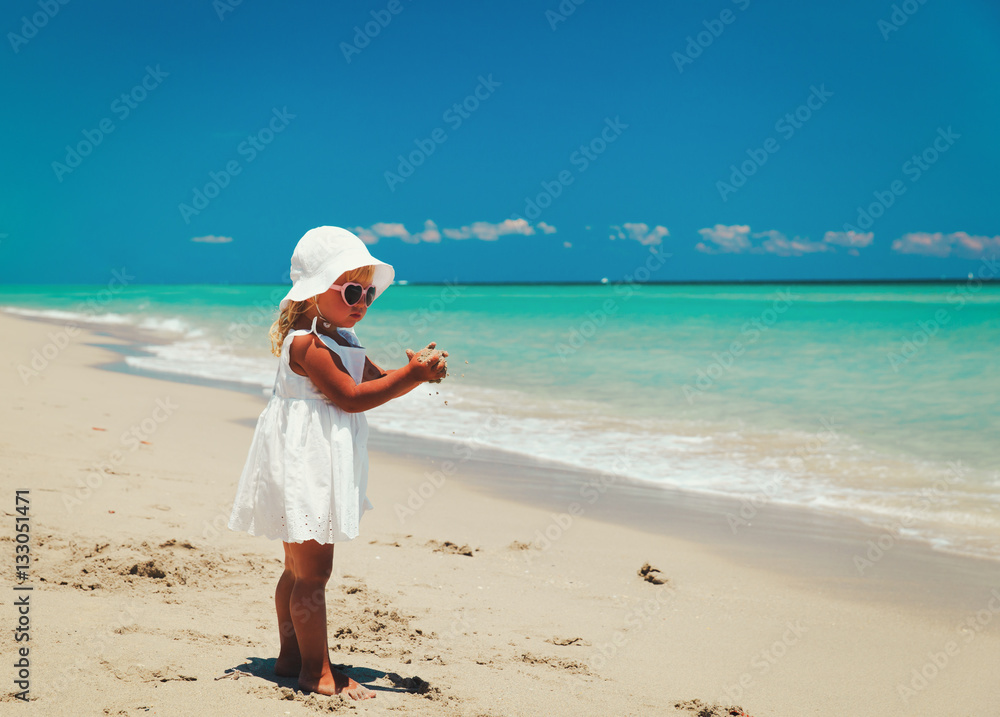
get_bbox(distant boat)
[396,280,409,285]
[600,277,609,284]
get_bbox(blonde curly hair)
[268,264,377,356]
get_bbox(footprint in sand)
[545,636,592,647]
[386,673,432,693]
[638,562,668,585]
[426,539,477,557]
[519,652,591,674]
[507,540,536,551]
[674,699,753,716]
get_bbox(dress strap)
[290,315,364,349]
[285,315,320,340]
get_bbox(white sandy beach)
[1,311,999,716]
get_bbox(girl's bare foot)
[299,666,376,700]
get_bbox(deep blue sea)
[3,281,998,559]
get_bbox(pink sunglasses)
[330,282,377,307]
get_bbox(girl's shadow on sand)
[221,656,431,695]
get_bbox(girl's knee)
[286,540,334,581]
[294,566,333,583]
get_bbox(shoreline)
[3,310,1000,715]
[368,424,1000,616]
[11,308,1000,612]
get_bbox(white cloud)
[414,220,442,243]
[891,232,1000,259]
[695,224,752,254]
[355,218,556,244]
[755,229,832,257]
[823,230,873,248]
[351,220,441,245]
[563,241,572,248]
[352,227,378,244]
[697,225,875,256]
[609,223,669,246]
[191,235,233,243]
[443,218,538,241]
[370,222,411,241]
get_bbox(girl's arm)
[378,367,422,399]
[290,335,444,413]
[362,354,429,400]
[361,358,422,399]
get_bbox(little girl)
[228,226,447,700]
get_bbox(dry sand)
[1,312,998,716]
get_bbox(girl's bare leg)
[274,542,301,676]
[285,539,376,700]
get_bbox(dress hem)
[228,522,362,544]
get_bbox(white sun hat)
[279,226,395,311]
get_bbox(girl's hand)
[405,342,449,383]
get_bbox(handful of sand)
[411,345,448,384]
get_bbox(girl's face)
[312,272,371,328]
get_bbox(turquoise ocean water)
[3,282,998,559]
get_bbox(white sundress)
[228,315,374,544]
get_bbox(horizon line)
[2,277,999,288]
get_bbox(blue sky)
[1,0,999,284]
